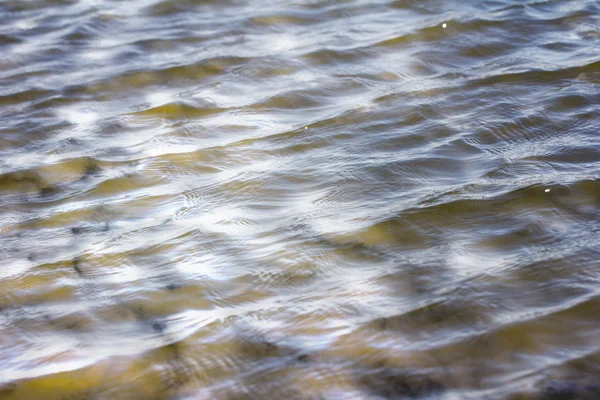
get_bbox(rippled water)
[1,0,600,398]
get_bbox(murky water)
[1,0,600,398]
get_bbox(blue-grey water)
[1,0,600,399]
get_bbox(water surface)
[1,0,600,399]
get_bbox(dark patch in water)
[540,380,600,400]
[71,222,110,235]
[73,257,83,275]
[236,335,308,361]
[38,186,59,198]
[0,382,17,395]
[165,283,181,291]
[152,321,167,333]
[295,353,311,363]
[357,367,444,399]
[261,340,278,350]
[80,159,102,181]
[238,338,281,359]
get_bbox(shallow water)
[1,0,600,398]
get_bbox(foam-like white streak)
[81,50,112,61]
[1,259,33,280]
[446,243,510,277]
[293,70,321,88]
[78,0,102,8]
[101,0,157,16]
[218,158,278,181]
[59,107,99,129]
[193,205,256,236]
[100,265,144,284]
[266,34,300,53]
[447,250,483,276]
[0,356,99,385]
[203,111,292,132]
[96,37,123,48]
[175,253,228,280]
[195,88,250,108]
[146,92,175,108]
[13,19,37,31]
[12,41,43,56]
[142,142,199,158]
[0,308,216,384]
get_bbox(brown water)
[1,0,600,399]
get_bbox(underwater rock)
[80,159,102,180]
[70,222,110,235]
[73,257,83,275]
[38,186,59,198]
[357,367,444,399]
[540,380,600,400]
[165,283,182,291]
[295,353,311,363]
[152,321,167,333]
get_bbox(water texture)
[1,0,600,398]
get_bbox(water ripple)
[1,0,600,399]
